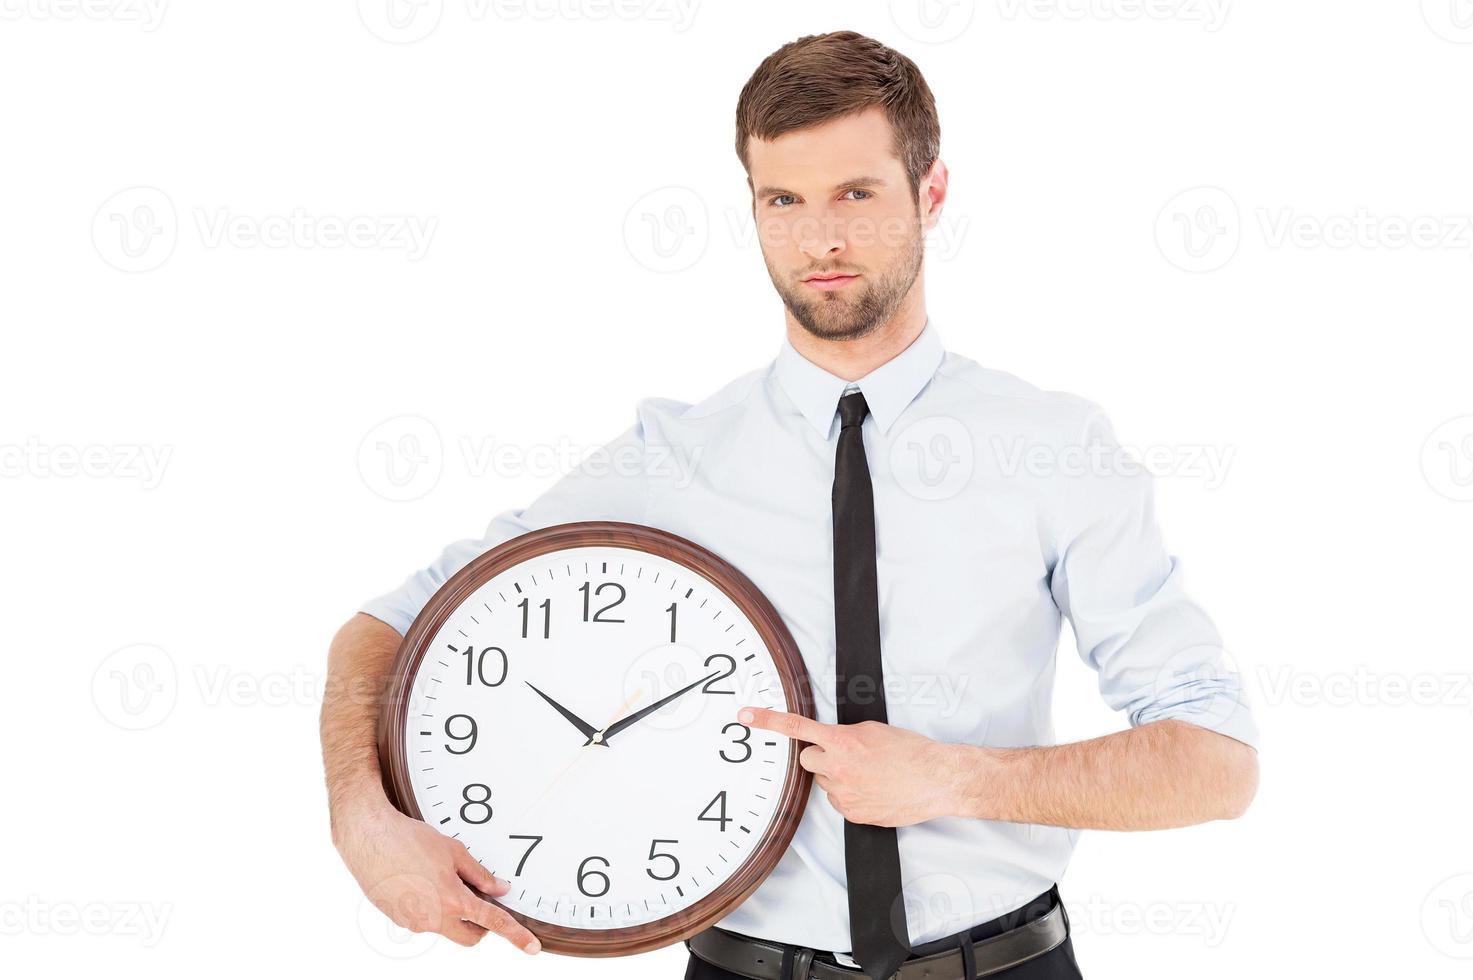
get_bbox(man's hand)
[322,612,542,953]
[738,706,964,828]
[334,798,542,953]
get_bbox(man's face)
[746,105,927,342]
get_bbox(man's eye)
[770,195,796,208]
[843,189,872,202]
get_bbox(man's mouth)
[802,272,860,291]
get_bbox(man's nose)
[795,211,847,259]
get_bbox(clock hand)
[524,682,605,746]
[597,669,724,745]
[509,688,646,825]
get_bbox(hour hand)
[524,682,607,746]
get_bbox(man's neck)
[785,303,928,383]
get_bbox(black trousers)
[684,886,1083,980]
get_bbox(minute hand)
[599,670,723,744]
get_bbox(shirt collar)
[773,316,945,437]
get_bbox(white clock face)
[402,544,797,933]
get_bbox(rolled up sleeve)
[359,399,668,636]
[1046,401,1259,750]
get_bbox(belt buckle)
[822,950,880,980]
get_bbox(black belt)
[685,900,1069,980]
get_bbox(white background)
[2,1,1471,977]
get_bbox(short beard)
[769,212,924,343]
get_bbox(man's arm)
[321,400,668,950]
[742,401,1262,833]
[739,708,1255,830]
[319,612,542,953]
[946,718,1257,830]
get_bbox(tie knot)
[838,390,869,430]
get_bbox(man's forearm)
[942,719,1258,831]
[319,611,542,952]
[320,612,403,839]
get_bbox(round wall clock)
[377,520,814,956]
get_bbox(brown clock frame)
[376,520,814,957]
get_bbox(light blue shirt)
[361,316,1258,952]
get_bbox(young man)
[321,30,1258,980]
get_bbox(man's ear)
[919,158,948,231]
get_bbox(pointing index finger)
[738,706,834,745]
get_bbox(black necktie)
[832,389,911,980]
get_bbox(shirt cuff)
[358,594,415,638]
[1130,681,1261,751]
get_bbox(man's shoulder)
[633,364,768,428]
[934,351,1103,438]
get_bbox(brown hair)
[735,30,940,200]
